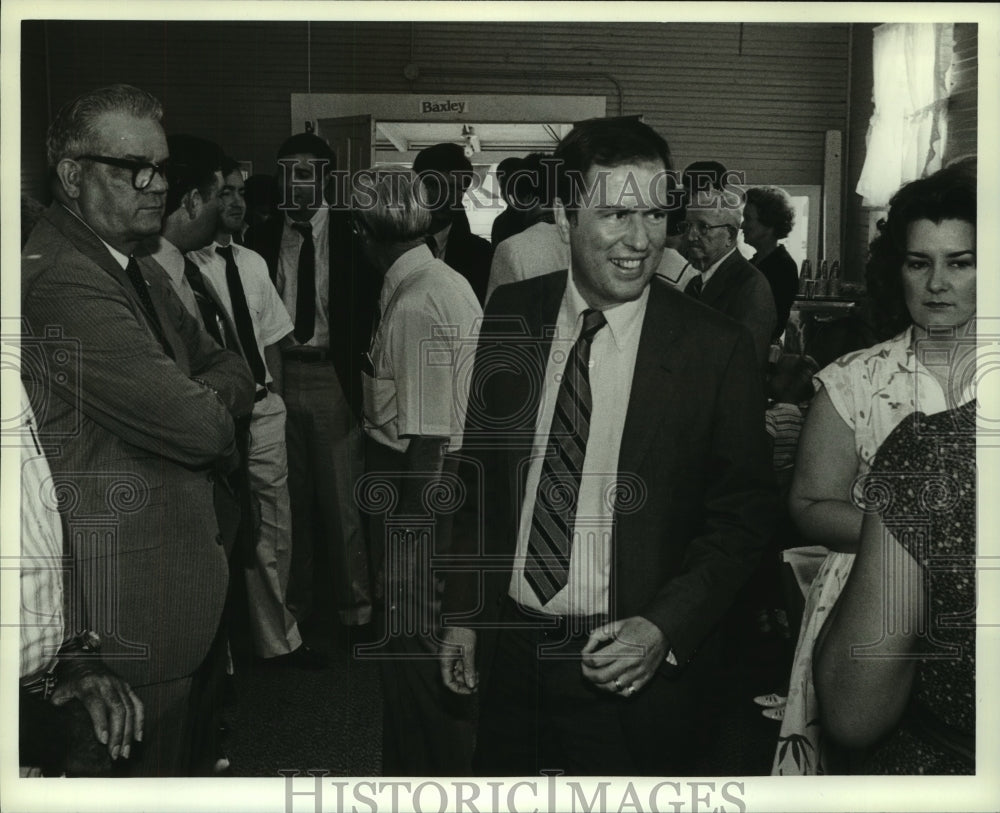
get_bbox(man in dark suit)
[413,142,493,305]
[680,188,777,370]
[244,132,376,631]
[21,84,255,775]
[439,117,774,775]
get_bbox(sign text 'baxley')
[420,99,468,114]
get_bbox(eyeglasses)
[74,155,169,191]
[678,221,731,237]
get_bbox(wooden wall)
[23,20,851,198]
[22,18,978,278]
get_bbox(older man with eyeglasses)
[21,84,254,775]
[680,188,777,370]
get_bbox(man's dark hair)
[220,155,242,178]
[164,134,224,216]
[553,116,674,214]
[245,174,278,210]
[276,132,336,169]
[413,142,473,178]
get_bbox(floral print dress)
[771,328,970,775]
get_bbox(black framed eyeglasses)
[74,155,169,191]
[677,221,731,237]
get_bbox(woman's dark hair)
[745,185,795,239]
[865,161,976,338]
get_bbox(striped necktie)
[524,308,607,604]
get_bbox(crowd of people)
[17,83,976,778]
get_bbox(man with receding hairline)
[22,84,254,775]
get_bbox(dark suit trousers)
[363,437,475,777]
[283,360,371,624]
[474,597,637,776]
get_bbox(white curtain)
[856,23,955,207]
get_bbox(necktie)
[685,273,704,299]
[216,245,267,387]
[524,308,607,604]
[424,235,438,258]
[125,256,174,360]
[291,222,315,343]
[183,258,226,346]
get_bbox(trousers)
[283,360,371,625]
[244,390,302,657]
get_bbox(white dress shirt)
[276,206,330,348]
[509,274,649,617]
[190,240,295,385]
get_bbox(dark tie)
[125,256,174,359]
[424,235,438,258]
[685,272,704,299]
[216,245,267,387]
[183,258,226,346]
[524,308,607,604]
[291,222,315,343]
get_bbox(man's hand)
[51,658,144,761]
[440,626,478,695]
[580,616,667,697]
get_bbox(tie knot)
[580,309,607,343]
[215,244,234,261]
[292,222,313,238]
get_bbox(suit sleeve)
[24,259,251,468]
[642,329,776,668]
[159,274,256,419]
[742,273,778,368]
[486,239,521,304]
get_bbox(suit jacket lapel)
[136,251,193,374]
[618,280,684,477]
[699,251,740,307]
[500,270,567,479]
[49,205,134,292]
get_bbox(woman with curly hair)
[771,161,976,775]
[742,185,799,340]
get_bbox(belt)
[254,387,268,402]
[283,347,333,363]
[503,595,608,642]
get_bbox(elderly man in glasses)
[21,84,254,775]
[681,189,776,370]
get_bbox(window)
[856,23,955,207]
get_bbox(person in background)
[22,84,254,775]
[413,142,493,305]
[244,132,376,634]
[773,162,976,775]
[354,171,481,775]
[742,185,799,342]
[681,188,777,371]
[750,353,820,720]
[240,173,279,245]
[191,157,324,668]
[489,155,526,248]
